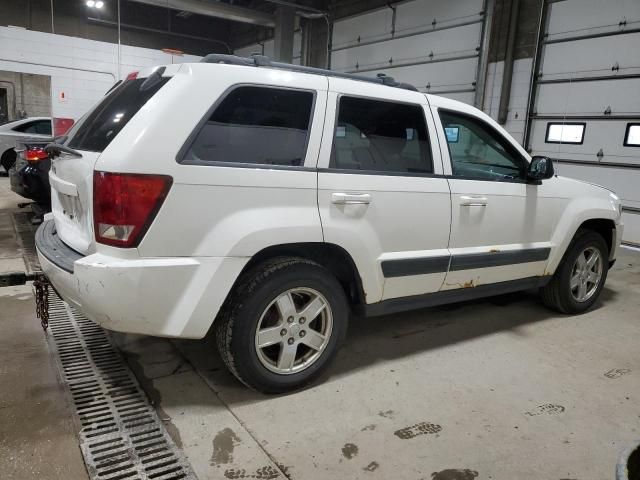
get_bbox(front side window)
[330,96,433,174]
[183,86,314,167]
[439,110,527,181]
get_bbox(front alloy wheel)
[540,229,609,314]
[569,246,603,303]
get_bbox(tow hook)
[34,274,50,331]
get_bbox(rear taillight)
[23,147,49,162]
[93,172,172,248]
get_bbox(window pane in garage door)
[624,124,640,147]
[545,123,585,144]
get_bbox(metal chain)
[34,274,50,331]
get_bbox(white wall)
[0,26,201,121]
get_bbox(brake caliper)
[34,274,50,331]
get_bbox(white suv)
[36,55,623,393]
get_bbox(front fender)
[546,194,620,274]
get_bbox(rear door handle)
[460,195,488,206]
[331,192,372,205]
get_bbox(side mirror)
[527,156,554,182]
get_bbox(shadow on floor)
[176,286,619,402]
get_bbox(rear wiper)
[140,66,166,92]
[45,143,83,159]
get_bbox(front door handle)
[331,192,372,205]
[460,195,488,206]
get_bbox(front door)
[317,79,451,303]
[432,103,562,290]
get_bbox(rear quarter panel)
[95,63,327,258]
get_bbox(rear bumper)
[36,220,248,339]
[10,161,50,204]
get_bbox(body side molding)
[381,247,551,278]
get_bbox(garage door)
[330,0,488,105]
[234,31,303,65]
[526,0,640,245]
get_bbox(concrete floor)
[0,178,87,479]
[0,175,639,480]
[0,284,87,480]
[114,248,640,480]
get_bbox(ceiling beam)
[127,0,276,27]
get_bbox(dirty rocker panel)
[35,220,84,273]
[364,276,551,317]
[381,247,551,278]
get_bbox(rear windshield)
[67,77,169,152]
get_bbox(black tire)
[540,229,609,314]
[1,148,16,173]
[215,257,349,394]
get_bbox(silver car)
[0,117,52,173]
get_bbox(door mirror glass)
[528,156,554,181]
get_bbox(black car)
[10,138,52,211]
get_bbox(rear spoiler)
[45,142,82,159]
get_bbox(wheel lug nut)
[280,329,287,336]
[299,330,306,337]
[287,338,295,345]
[287,316,294,323]
[299,317,306,324]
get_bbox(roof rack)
[199,53,418,92]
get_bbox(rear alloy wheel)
[540,229,609,314]
[255,287,333,375]
[215,257,349,393]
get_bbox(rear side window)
[182,86,314,167]
[13,120,51,135]
[330,96,433,174]
[67,77,169,152]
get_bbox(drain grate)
[46,295,196,480]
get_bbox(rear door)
[50,66,177,254]
[317,79,451,303]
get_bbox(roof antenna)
[376,73,397,86]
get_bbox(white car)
[36,55,623,393]
[0,117,52,172]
